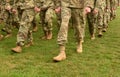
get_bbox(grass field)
[0,8,120,77]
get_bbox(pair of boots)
[41,31,52,40]
[53,41,82,62]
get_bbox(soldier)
[102,0,111,32]
[11,0,35,53]
[35,0,55,40]
[32,0,38,32]
[84,0,98,40]
[11,0,21,30]
[95,0,106,37]
[0,0,13,38]
[53,0,86,61]
[110,0,117,20]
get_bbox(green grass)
[0,8,120,77]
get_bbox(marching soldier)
[35,0,55,40]
[11,0,35,53]
[110,0,117,20]
[0,0,13,38]
[95,0,106,37]
[102,0,111,32]
[85,0,98,40]
[53,0,86,61]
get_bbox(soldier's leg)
[56,12,61,30]
[12,11,34,52]
[40,11,48,39]
[87,12,96,40]
[53,7,71,62]
[103,12,108,32]
[45,8,55,40]
[32,17,38,32]
[72,9,85,53]
[25,27,34,47]
[4,20,12,38]
[2,11,13,38]
[12,22,31,52]
[97,10,104,37]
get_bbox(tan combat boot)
[53,45,66,62]
[4,33,12,38]
[102,28,107,32]
[11,46,22,53]
[33,25,38,32]
[98,29,103,37]
[47,31,52,40]
[0,34,4,40]
[77,41,83,53]
[91,34,95,40]
[41,31,48,39]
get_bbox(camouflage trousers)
[110,0,117,20]
[2,11,13,34]
[57,7,85,45]
[87,11,98,36]
[56,12,61,28]
[40,8,56,32]
[103,9,110,29]
[17,9,35,46]
[97,8,105,29]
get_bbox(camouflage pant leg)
[57,7,85,45]
[57,7,71,45]
[103,12,108,29]
[56,12,61,28]
[45,8,56,31]
[3,11,12,34]
[106,9,111,22]
[40,11,46,32]
[17,10,34,46]
[97,9,104,29]
[87,12,98,36]
[110,0,116,19]
[72,9,85,42]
